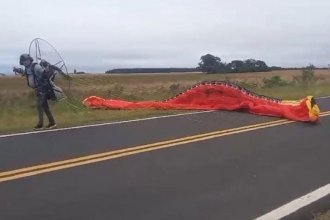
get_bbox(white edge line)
[0,110,215,138]
[255,183,330,220]
[316,96,330,99]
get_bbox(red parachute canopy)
[83,81,320,122]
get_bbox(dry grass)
[1,70,330,134]
[313,210,330,220]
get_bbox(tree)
[198,54,270,73]
[229,60,244,72]
[198,54,223,73]
[243,59,257,72]
[255,60,269,71]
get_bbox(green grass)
[1,70,330,134]
[0,97,188,133]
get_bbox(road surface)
[1,97,330,220]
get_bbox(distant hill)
[106,68,199,74]
[0,73,6,76]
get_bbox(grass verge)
[1,70,330,134]
[313,210,330,220]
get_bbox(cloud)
[1,0,330,73]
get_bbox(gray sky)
[1,0,329,73]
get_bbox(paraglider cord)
[64,99,85,110]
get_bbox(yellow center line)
[1,111,330,183]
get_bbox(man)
[14,54,57,130]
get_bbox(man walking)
[14,54,57,130]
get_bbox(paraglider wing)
[83,81,320,123]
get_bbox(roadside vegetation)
[313,210,330,220]
[1,68,330,134]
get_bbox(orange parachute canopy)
[83,81,320,123]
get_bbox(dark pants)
[36,92,55,126]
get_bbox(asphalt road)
[0,98,330,220]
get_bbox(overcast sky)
[1,0,329,73]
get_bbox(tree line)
[106,68,199,74]
[198,54,276,73]
[105,54,280,74]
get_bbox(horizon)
[2,64,329,75]
[1,0,329,74]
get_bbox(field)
[1,70,330,134]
